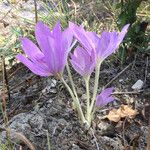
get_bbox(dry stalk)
[1,56,10,105]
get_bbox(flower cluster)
[16,21,129,127]
[17,21,73,77]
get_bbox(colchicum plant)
[16,21,129,127]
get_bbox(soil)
[0,54,150,150]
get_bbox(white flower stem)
[66,61,79,101]
[88,61,101,122]
[84,76,90,119]
[61,77,86,124]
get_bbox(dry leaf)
[105,105,138,122]
[118,105,138,118]
[106,109,121,122]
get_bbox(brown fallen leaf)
[105,109,121,122]
[105,105,138,122]
[118,105,138,118]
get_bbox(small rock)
[131,79,144,90]
[49,88,57,94]
[119,79,124,83]
[51,79,57,87]
[42,79,57,94]
[42,85,57,94]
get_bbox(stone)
[131,79,144,90]
[119,79,124,83]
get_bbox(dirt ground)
[0,53,149,150]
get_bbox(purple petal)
[46,37,58,74]
[70,46,95,76]
[117,24,130,46]
[18,21,72,77]
[69,22,93,51]
[46,36,66,75]
[20,37,44,63]
[97,31,118,61]
[74,47,88,65]
[96,32,109,59]
[100,87,114,99]
[35,21,52,54]
[52,21,61,37]
[86,31,99,50]
[62,28,73,51]
[102,32,118,59]
[70,59,84,76]
[70,47,86,75]
[52,21,68,74]
[16,54,51,76]
[96,87,114,107]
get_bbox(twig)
[112,90,143,95]
[0,91,9,126]
[104,63,133,88]
[46,130,51,150]
[144,57,149,85]
[0,126,35,150]
[131,54,137,70]
[13,131,35,150]
[34,0,38,23]
[90,128,99,150]
[0,80,11,148]
[1,56,11,105]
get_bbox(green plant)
[0,142,7,150]
[39,0,70,29]
[0,26,23,69]
[116,0,150,63]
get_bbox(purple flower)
[95,87,114,107]
[69,22,99,52]
[70,46,96,77]
[16,21,73,77]
[69,22,129,62]
[96,24,130,61]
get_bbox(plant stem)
[61,77,86,124]
[1,56,10,106]
[84,76,90,119]
[66,61,79,101]
[46,130,51,150]
[89,61,101,121]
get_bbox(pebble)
[131,79,144,90]
[119,79,124,83]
